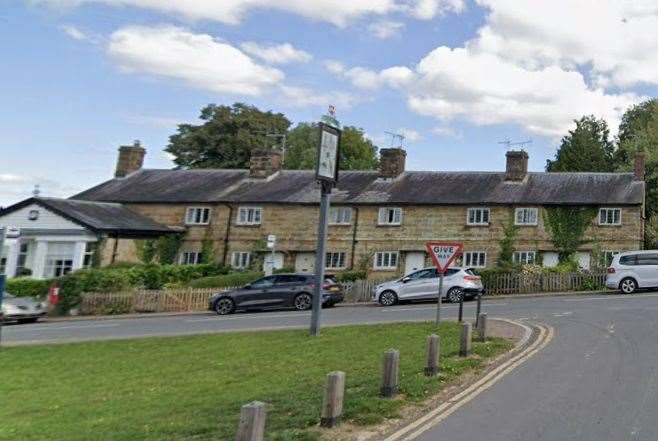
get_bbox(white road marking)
[380,303,508,313]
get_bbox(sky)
[1,0,657,207]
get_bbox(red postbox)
[48,284,60,306]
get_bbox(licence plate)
[330,286,340,292]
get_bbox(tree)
[546,116,615,172]
[618,99,658,148]
[166,103,291,169]
[284,123,379,170]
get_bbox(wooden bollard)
[477,313,488,342]
[380,349,400,398]
[321,371,346,428]
[424,334,440,377]
[236,401,266,441]
[459,322,472,357]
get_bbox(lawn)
[0,322,512,441]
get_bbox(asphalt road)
[6,292,658,440]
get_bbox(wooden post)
[477,313,488,342]
[459,322,472,357]
[424,334,440,377]
[236,401,266,441]
[321,371,346,427]
[380,349,400,398]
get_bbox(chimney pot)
[505,150,528,181]
[115,141,146,178]
[634,151,646,181]
[250,149,282,179]
[379,148,406,179]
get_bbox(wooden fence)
[78,271,606,315]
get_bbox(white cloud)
[433,125,462,138]
[407,0,465,19]
[107,25,284,96]
[327,64,415,90]
[240,42,312,64]
[368,20,404,39]
[60,24,89,41]
[279,86,357,109]
[398,128,421,142]
[324,60,346,75]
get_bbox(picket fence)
[78,271,606,315]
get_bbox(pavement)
[5,292,658,440]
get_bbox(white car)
[1,292,47,323]
[606,250,658,294]
[372,267,484,306]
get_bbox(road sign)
[426,242,463,273]
[315,123,341,184]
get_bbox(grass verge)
[0,322,512,441]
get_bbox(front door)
[263,252,284,274]
[404,251,426,275]
[295,252,315,273]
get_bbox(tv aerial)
[384,131,405,147]
[498,137,533,150]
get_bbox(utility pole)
[0,227,6,347]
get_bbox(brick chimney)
[115,140,146,178]
[379,148,406,179]
[634,151,646,181]
[505,150,529,181]
[249,149,282,179]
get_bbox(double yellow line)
[382,320,554,441]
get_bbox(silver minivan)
[606,250,658,294]
[373,267,484,306]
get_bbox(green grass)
[0,322,512,441]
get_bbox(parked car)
[372,267,484,306]
[1,292,47,323]
[606,250,658,294]
[208,274,344,315]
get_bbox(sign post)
[310,107,341,337]
[0,227,6,348]
[265,234,276,276]
[426,242,463,326]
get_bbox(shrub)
[5,278,52,299]
[335,270,367,282]
[273,266,295,274]
[188,271,263,289]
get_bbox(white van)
[606,250,658,293]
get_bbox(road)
[5,292,658,440]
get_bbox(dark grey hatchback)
[208,274,344,315]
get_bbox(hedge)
[5,278,52,299]
[188,271,263,289]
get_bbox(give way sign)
[426,242,463,273]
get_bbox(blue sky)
[2,1,656,206]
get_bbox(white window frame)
[325,252,347,269]
[598,208,622,226]
[515,207,538,226]
[467,207,490,226]
[513,251,537,265]
[329,207,353,225]
[179,251,203,265]
[463,251,487,268]
[237,206,263,226]
[185,207,211,225]
[378,207,402,226]
[374,251,399,270]
[83,242,97,268]
[231,251,251,269]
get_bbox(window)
[464,251,487,268]
[15,242,29,275]
[406,268,437,280]
[513,251,536,265]
[180,251,203,265]
[636,253,658,266]
[467,208,490,226]
[329,207,352,225]
[378,207,402,225]
[231,252,251,269]
[599,208,621,225]
[601,251,620,266]
[619,255,636,266]
[250,275,277,288]
[374,251,399,270]
[515,208,538,225]
[185,207,211,225]
[275,275,307,284]
[83,242,97,268]
[28,209,39,221]
[237,207,262,225]
[325,252,346,269]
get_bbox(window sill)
[185,223,211,226]
[329,223,352,227]
[377,224,402,227]
[465,223,490,227]
[598,224,623,227]
[373,267,398,271]
[235,224,262,227]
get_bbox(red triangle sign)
[426,242,463,273]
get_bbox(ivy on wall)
[543,207,597,263]
[156,234,185,264]
[136,239,157,264]
[497,215,519,268]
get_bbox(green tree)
[546,115,615,172]
[284,123,379,170]
[617,99,658,149]
[165,103,291,169]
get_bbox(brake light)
[607,267,616,274]
[464,275,480,282]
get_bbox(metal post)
[0,227,5,348]
[475,293,482,328]
[458,296,464,322]
[310,182,331,336]
[435,272,444,326]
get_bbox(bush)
[335,270,367,282]
[5,278,52,299]
[188,271,263,289]
[273,266,295,274]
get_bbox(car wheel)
[214,297,235,315]
[447,287,464,303]
[620,278,637,294]
[379,290,398,306]
[294,293,313,311]
[18,317,39,324]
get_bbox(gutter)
[350,207,359,269]
[222,204,233,266]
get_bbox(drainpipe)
[110,232,119,264]
[350,207,359,269]
[222,204,233,266]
